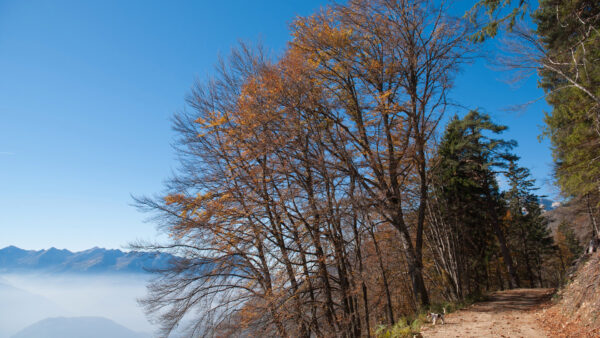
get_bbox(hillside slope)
[544,201,594,245]
[540,252,600,337]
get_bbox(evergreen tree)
[535,0,600,199]
[503,160,556,287]
[430,111,521,294]
[534,0,600,243]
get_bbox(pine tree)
[430,111,521,294]
[503,160,556,287]
[536,0,600,199]
[534,0,600,243]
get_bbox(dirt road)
[421,288,555,338]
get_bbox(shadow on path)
[470,288,555,313]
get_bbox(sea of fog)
[0,273,154,337]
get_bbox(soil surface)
[421,288,555,338]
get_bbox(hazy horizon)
[0,272,153,337]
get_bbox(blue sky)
[0,0,555,251]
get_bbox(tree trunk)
[493,221,520,289]
[486,193,520,289]
[587,193,599,239]
[393,210,430,307]
[496,259,505,290]
[370,227,395,325]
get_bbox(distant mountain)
[539,198,558,212]
[11,317,150,338]
[0,280,66,338]
[0,246,175,274]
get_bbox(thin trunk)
[311,229,338,333]
[410,68,430,308]
[392,208,430,308]
[535,254,544,288]
[520,228,535,288]
[370,226,395,325]
[485,264,490,291]
[486,192,520,289]
[415,135,430,306]
[587,193,599,238]
[349,177,370,336]
[262,168,308,337]
[302,141,338,333]
[284,167,322,336]
[496,258,505,291]
[256,233,287,337]
[292,226,323,337]
[276,231,308,336]
[524,254,535,288]
[320,152,357,337]
[426,200,463,300]
[361,283,370,336]
[493,221,520,289]
[558,250,566,280]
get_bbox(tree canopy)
[133,1,584,336]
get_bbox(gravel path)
[420,288,555,338]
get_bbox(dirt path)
[421,288,555,338]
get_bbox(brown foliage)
[134,1,471,336]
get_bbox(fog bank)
[0,273,154,337]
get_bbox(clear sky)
[0,0,555,251]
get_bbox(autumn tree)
[290,0,471,307]
[133,1,558,337]
[135,42,395,336]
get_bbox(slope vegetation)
[540,252,600,337]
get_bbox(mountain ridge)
[0,246,175,274]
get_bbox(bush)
[375,316,422,338]
[374,296,486,337]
